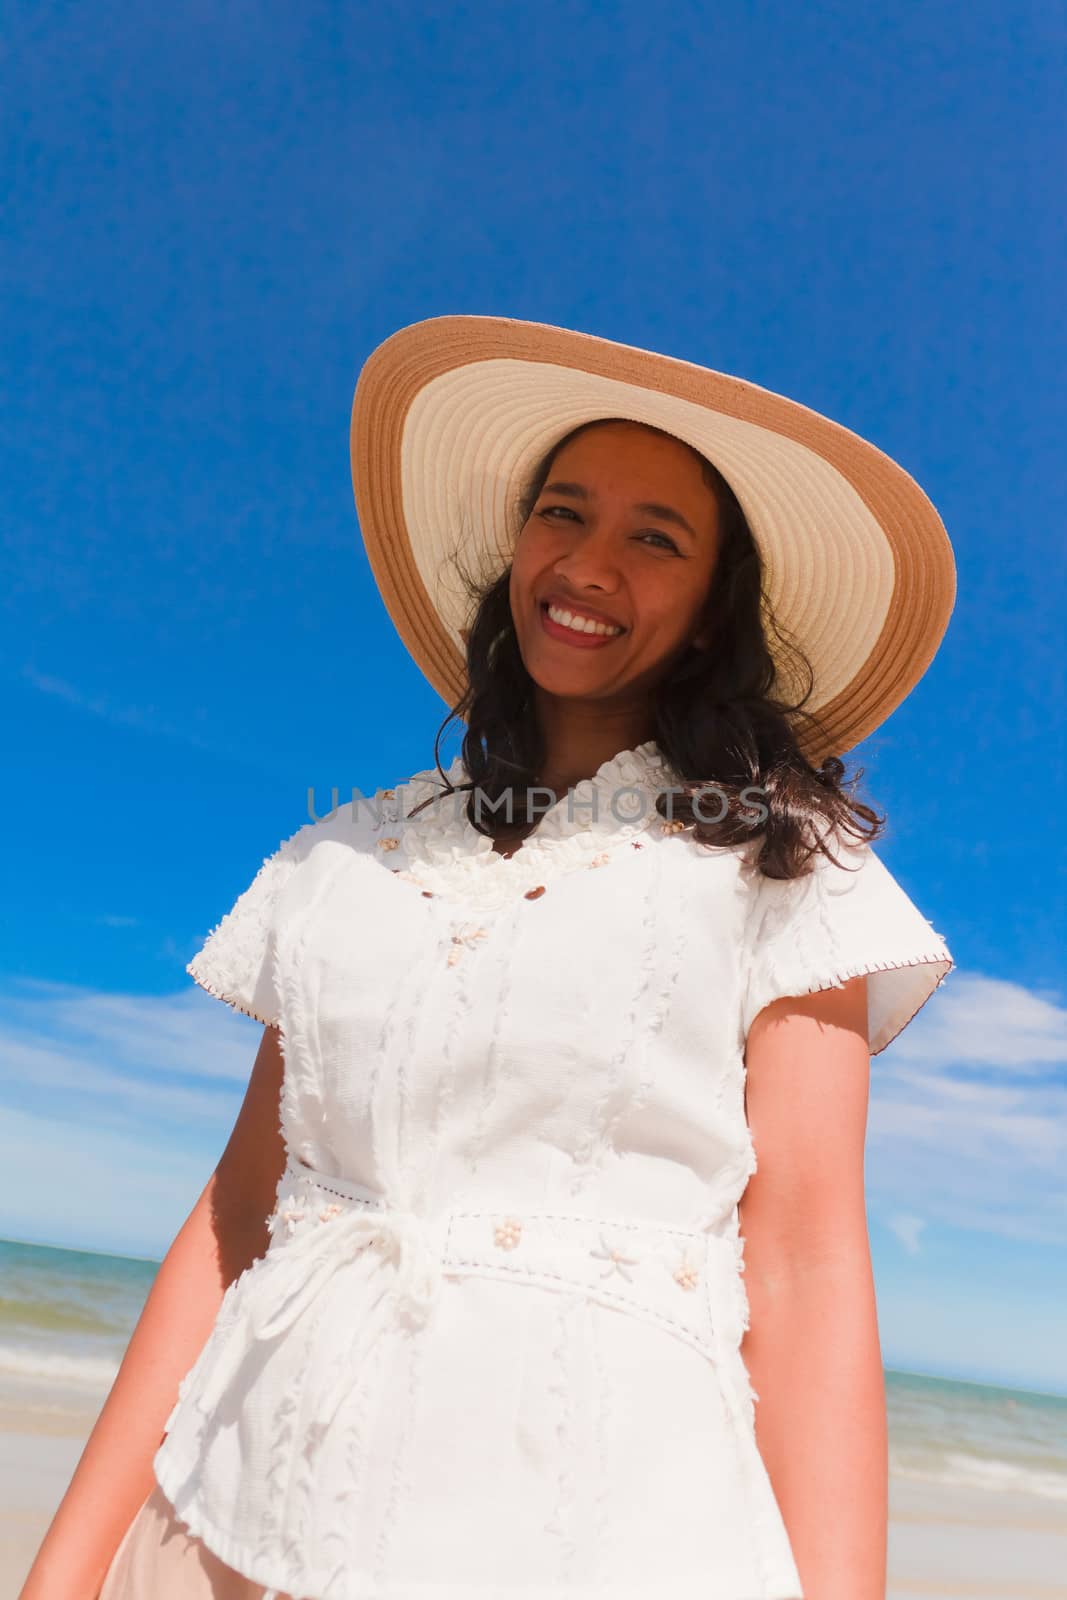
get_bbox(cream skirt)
[99,1482,295,1600]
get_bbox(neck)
[531,690,655,798]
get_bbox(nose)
[552,519,622,592]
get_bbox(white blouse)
[154,740,953,1600]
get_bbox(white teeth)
[546,604,622,637]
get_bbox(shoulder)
[186,763,449,1023]
[739,832,953,1055]
[740,834,945,972]
[743,835,915,935]
[743,832,869,910]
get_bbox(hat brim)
[350,315,956,762]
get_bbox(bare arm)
[18,1023,290,1600]
[739,974,887,1600]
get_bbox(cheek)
[509,527,531,577]
[508,553,531,612]
[633,579,705,644]
[509,527,551,598]
[508,542,539,627]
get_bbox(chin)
[525,662,616,700]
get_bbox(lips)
[539,594,625,630]
[538,599,626,648]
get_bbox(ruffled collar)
[375,740,680,911]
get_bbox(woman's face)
[509,421,722,707]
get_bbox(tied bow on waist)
[257,1204,441,1340]
[188,1199,444,1432]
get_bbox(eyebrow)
[541,480,698,540]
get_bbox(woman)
[23,316,955,1600]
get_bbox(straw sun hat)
[349,315,956,763]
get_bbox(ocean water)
[2,1235,1066,1507]
[886,1366,1067,1505]
[0,1235,159,1405]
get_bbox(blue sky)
[1,1,1063,1394]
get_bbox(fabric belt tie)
[253,1204,442,1341]
[178,1158,746,1460]
[262,1202,443,1432]
[189,1199,442,1433]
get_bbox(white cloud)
[0,978,267,1188]
[15,663,286,779]
[0,981,268,1252]
[1,976,262,1084]
[868,971,1067,1246]
[889,971,1067,1070]
[886,1213,926,1255]
[2,966,1065,1261]
[0,1105,212,1258]
[20,663,222,754]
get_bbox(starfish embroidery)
[590,1230,641,1282]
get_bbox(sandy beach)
[5,1386,1066,1600]
[2,1389,98,1599]
[886,1474,1067,1598]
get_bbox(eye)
[637,531,682,554]
[539,504,580,522]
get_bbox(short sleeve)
[186,819,324,1027]
[741,839,954,1056]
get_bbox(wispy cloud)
[17,663,275,771]
[0,975,264,1182]
[1,977,260,1084]
[0,980,269,1255]
[886,1213,926,1255]
[2,968,1065,1260]
[868,972,1067,1246]
[0,1104,211,1258]
[20,664,217,749]
[888,971,1067,1071]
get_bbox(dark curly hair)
[418,418,884,880]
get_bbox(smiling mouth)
[540,601,625,641]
